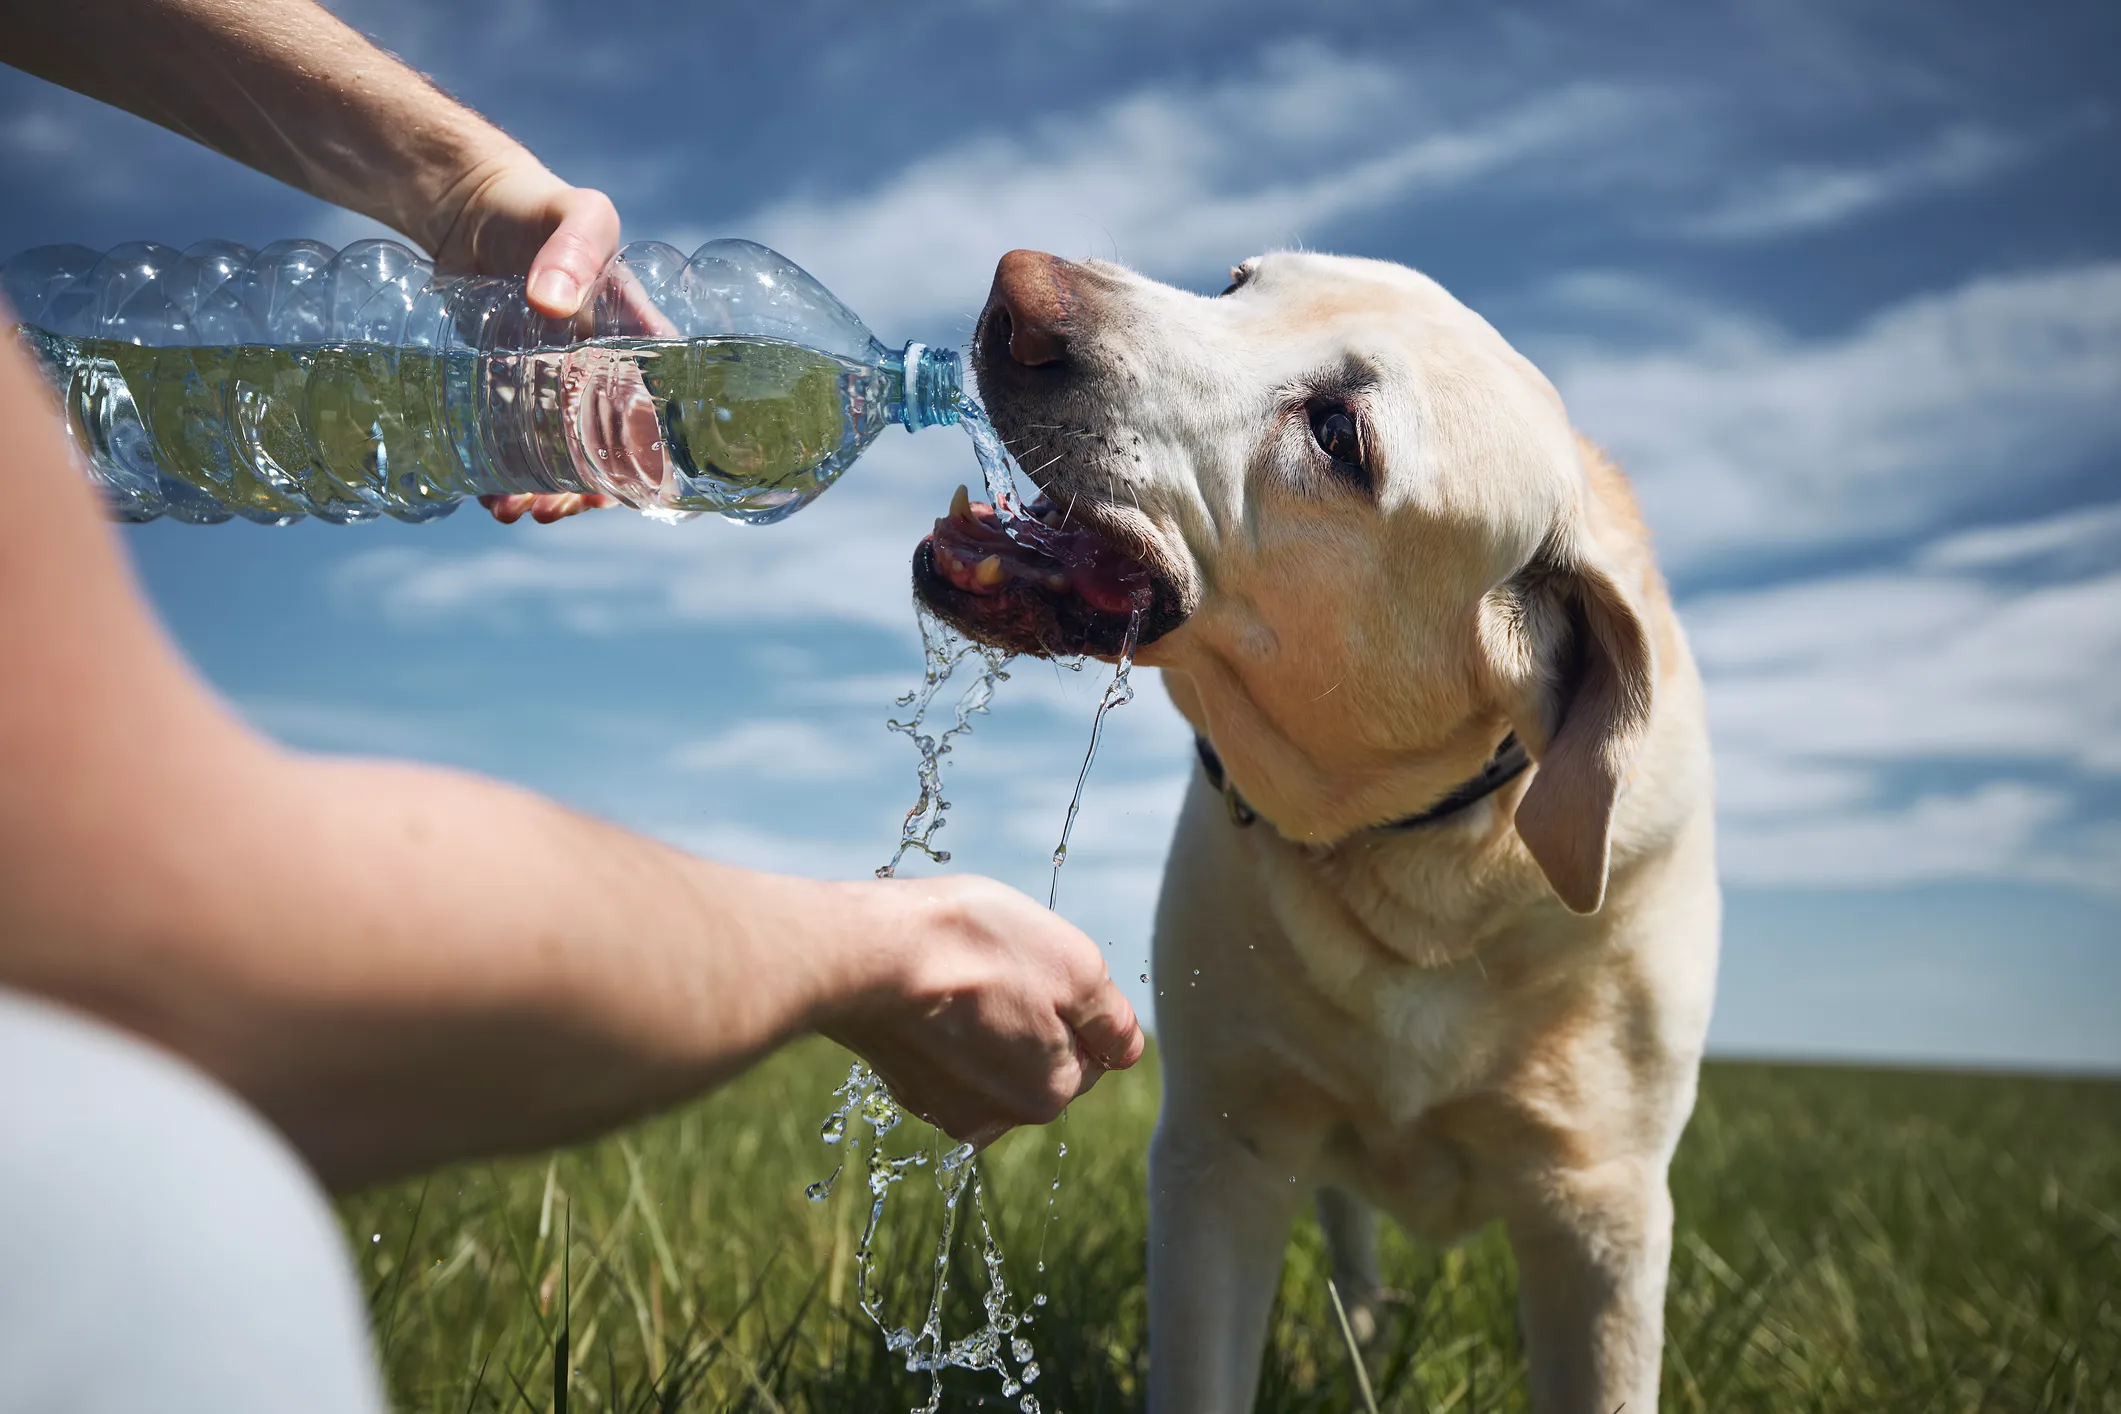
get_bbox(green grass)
[341,1042,2121,1413]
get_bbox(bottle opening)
[898,343,964,431]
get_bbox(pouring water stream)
[807,403,1141,1413]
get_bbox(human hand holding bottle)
[1,0,637,527]
[423,158,631,525]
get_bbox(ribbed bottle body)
[4,238,963,526]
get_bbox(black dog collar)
[1193,733,1530,833]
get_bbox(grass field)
[340,1041,2121,1413]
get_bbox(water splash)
[810,399,1147,1413]
[802,407,1043,1412]
[876,607,1013,879]
[1047,605,1143,910]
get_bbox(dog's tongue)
[930,485,1150,614]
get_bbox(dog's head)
[915,250,1656,913]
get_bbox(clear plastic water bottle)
[1,238,964,526]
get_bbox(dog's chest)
[1253,828,1537,1123]
[1320,941,1510,1125]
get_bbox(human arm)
[3,0,617,522]
[0,331,1142,1191]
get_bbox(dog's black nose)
[985,250,1073,368]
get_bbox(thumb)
[1065,975,1145,1077]
[527,188,621,319]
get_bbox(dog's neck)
[1192,732,1529,835]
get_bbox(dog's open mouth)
[913,485,1174,658]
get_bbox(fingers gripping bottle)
[1,238,965,526]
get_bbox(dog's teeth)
[936,544,959,573]
[975,554,1006,587]
[950,484,973,522]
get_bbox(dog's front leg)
[1146,1105,1310,1414]
[1506,1158,1673,1414]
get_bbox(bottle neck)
[892,342,964,431]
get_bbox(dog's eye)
[1307,401,1368,489]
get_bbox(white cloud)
[1918,500,2121,576]
[1555,262,2121,571]
[1676,125,2032,240]
[1692,563,2121,775]
[1691,508,2121,890]
[670,718,887,782]
[1717,781,2071,887]
[723,50,1650,334]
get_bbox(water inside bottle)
[23,327,890,524]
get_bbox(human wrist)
[800,880,919,1046]
[410,136,549,264]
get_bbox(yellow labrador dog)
[916,249,1719,1413]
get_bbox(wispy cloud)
[670,719,888,782]
[726,48,1652,333]
[1676,125,2034,240]
[1554,262,2121,572]
[1718,781,2073,888]
[1693,504,2121,890]
[1917,501,2121,578]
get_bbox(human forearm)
[9,738,1138,1191]
[3,0,528,255]
[68,753,878,1189]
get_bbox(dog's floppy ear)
[1499,545,1655,914]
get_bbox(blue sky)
[4,0,2116,1068]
